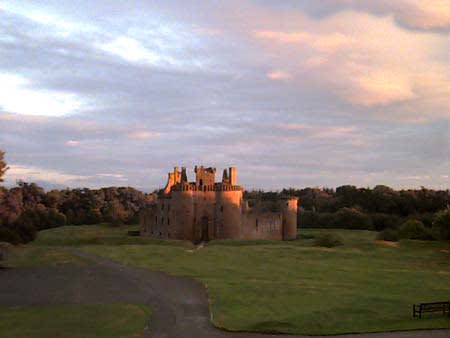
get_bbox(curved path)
[1,250,449,338]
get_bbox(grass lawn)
[34,224,189,246]
[2,245,91,267]
[79,228,450,335]
[0,303,151,338]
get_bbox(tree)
[432,209,450,240]
[0,149,8,183]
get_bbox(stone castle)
[140,166,298,243]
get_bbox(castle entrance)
[201,216,209,242]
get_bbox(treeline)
[246,186,450,241]
[0,181,154,244]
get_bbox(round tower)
[170,185,194,241]
[216,188,243,239]
[280,197,298,240]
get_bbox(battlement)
[164,165,241,195]
[171,182,243,192]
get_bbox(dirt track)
[1,250,449,338]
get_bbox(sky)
[0,0,449,191]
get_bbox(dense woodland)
[0,149,449,243]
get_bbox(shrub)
[410,213,436,228]
[332,207,373,230]
[371,213,402,231]
[0,227,20,245]
[314,232,343,247]
[377,228,399,242]
[398,219,434,240]
[297,233,315,240]
[432,209,450,240]
[299,211,320,228]
[318,212,335,228]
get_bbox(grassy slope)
[0,303,151,338]
[3,245,90,267]
[80,228,450,335]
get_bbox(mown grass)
[34,224,191,247]
[2,245,91,267]
[0,303,151,338]
[80,228,450,335]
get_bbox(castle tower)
[280,196,298,240]
[222,169,229,184]
[229,167,237,186]
[181,167,188,182]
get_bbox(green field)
[0,303,151,338]
[5,224,450,335]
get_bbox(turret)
[222,169,229,184]
[229,167,237,186]
[181,167,188,183]
[280,196,298,240]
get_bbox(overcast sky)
[0,0,449,191]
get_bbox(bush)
[0,227,21,245]
[332,207,373,230]
[371,213,402,231]
[398,219,434,240]
[377,228,399,242]
[432,209,450,240]
[314,232,343,247]
[299,211,320,228]
[318,212,335,228]
[410,213,436,228]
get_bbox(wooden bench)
[413,301,450,318]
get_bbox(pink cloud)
[127,130,160,140]
[267,70,291,80]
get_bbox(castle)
[140,166,298,243]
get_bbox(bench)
[413,301,450,318]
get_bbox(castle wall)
[241,211,283,240]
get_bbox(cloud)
[127,131,161,140]
[266,70,291,80]
[0,73,84,116]
[97,36,161,65]
[255,31,310,43]
[253,10,450,110]
[348,71,415,106]
[5,164,91,185]
[279,0,450,32]
[65,140,80,147]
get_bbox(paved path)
[1,250,449,338]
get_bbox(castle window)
[199,179,203,186]
[220,205,224,212]
[256,219,259,230]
